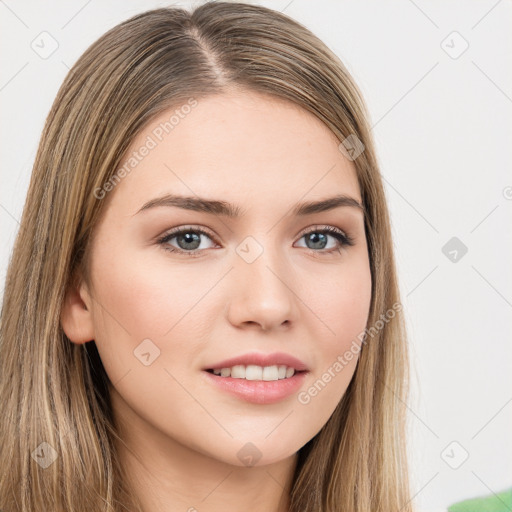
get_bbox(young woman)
[0,2,412,511]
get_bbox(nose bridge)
[229,232,296,329]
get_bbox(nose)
[226,242,298,332]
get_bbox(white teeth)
[245,365,262,380]
[210,364,297,381]
[231,365,245,378]
[262,365,279,381]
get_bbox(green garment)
[447,487,512,511]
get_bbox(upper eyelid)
[297,224,348,237]
[161,225,216,241]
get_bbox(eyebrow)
[133,193,365,217]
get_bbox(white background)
[1,1,511,510]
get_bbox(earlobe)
[60,276,95,344]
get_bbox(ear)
[60,271,95,344]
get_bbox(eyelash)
[156,225,355,258]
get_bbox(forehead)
[105,90,361,216]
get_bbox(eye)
[156,226,218,257]
[295,225,354,254]
[156,225,355,257]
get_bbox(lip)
[203,351,309,372]
[202,370,308,404]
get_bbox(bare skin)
[61,89,372,512]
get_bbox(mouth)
[203,369,308,405]
[205,365,306,381]
[201,352,309,404]
[202,367,308,404]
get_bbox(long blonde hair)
[0,2,412,510]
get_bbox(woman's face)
[65,90,372,467]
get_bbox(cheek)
[294,257,371,406]
[90,237,218,340]
[88,238,220,387]
[300,255,372,350]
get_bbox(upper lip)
[204,352,309,372]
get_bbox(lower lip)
[202,370,308,404]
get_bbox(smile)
[206,364,299,381]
